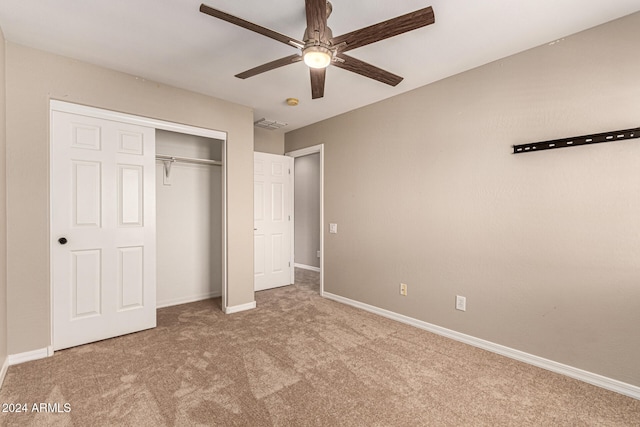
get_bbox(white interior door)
[254,152,293,291]
[52,110,156,350]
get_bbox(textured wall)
[286,13,640,386]
[5,43,255,354]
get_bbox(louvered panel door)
[52,111,156,350]
[254,152,293,291]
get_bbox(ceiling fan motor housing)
[302,15,334,69]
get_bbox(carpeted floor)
[1,269,639,426]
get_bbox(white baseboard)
[157,291,222,309]
[323,292,640,400]
[0,356,8,388]
[294,263,321,272]
[2,347,52,388]
[224,301,256,314]
[7,347,51,366]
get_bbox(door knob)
[58,237,68,245]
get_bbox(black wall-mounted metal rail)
[513,127,640,154]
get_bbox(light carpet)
[1,269,638,426]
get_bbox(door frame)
[285,144,324,296]
[49,100,229,351]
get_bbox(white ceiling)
[1,1,639,132]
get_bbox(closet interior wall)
[155,130,223,308]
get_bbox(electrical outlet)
[400,283,408,296]
[456,295,466,311]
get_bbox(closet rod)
[155,154,222,166]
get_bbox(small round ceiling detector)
[286,98,299,106]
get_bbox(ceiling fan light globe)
[303,47,331,69]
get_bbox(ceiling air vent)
[254,118,288,130]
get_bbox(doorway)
[287,144,324,296]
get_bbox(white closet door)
[51,110,156,350]
[254,152,293,291]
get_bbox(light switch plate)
[329,223,338,234]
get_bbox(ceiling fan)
[199,1,435,99]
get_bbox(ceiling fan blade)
[235,54,303,79]
[200,4,304,49]
[310,67,326,99]
[333,54,403,86]
[305,0,328,40]
[331,6,435,53]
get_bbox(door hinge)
[288,168,291,175]
[288,215,291,221]
[288,261,291,267]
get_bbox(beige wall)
[286,12,640,386]
[0,27,7,369]
[5,43,255,354]
[254,127,284,154]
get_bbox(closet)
[155,130,224,308]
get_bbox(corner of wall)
[0,24,9,387]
